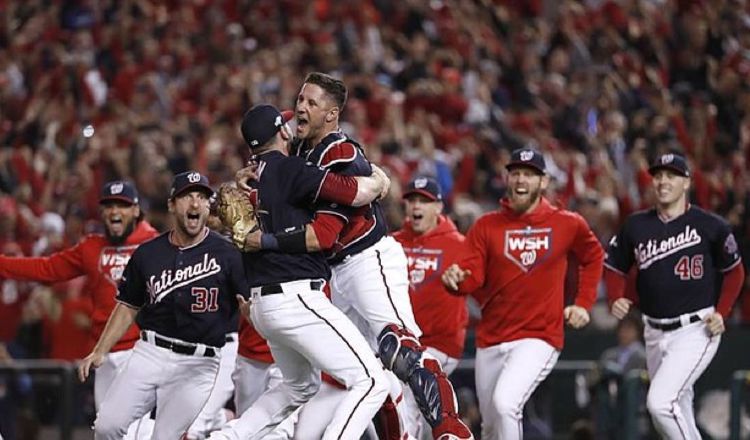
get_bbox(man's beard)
[105,221,136,245]
[510,186,541,213]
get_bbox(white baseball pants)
[187,334,238,439]
[644,307,720,439]
[232,356,294,439]
[475,338,560,440]
[209,279,388,440]
[330,236,421,344]
[94,349,155,440]
[95,337,220,440]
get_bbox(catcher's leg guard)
[378,325,473,440]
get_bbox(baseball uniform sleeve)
[454,218,489,294]
[286,156,331,205]
[604,219,634,275]
[0,240,87,282]
[569,214,605,310]
[116,251,147,308]
[712,222,742,272]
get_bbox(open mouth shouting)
[296,114,309,137]
[186,212,202,230]
[107,216,125,236]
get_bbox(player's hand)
[610,298,633,320]
[235,161,260,191]
[564,305,590,329]
[237,295,250,320]
[371,164,391,200]
[243,229,263,253]
[78,351,106,383]
[703,312,725,336]
[441,264,471,292]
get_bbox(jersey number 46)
[674,255,704,280]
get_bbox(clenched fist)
[564,305,590,329]
[703,312,725,336]
[610,298,633,320]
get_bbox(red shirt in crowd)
[0,221,158,353]
[453,198,604,350]
[393,215,469,359]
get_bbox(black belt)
[255,280,324,297]
[647,314,701,331]
[141,332,216,357]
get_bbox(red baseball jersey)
[393,215,469,358]
[455,198,604,350]
[0,221,158,352]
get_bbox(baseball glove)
[217,183,260,251]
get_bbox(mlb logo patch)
[504,228,552,271]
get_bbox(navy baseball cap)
[170,171,214,199]
[648,153,690,177]
[240,104,294,149]
[403,176,442,202]
[506,148,546,175]
[100,181,139,205]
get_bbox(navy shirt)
[300,132,388,264]
[243,150,331,286]
[117,230,247,347]
[605,206,741,318]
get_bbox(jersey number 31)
[191,287,220,313]
[674,255,704,280]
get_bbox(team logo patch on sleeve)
[504,228,552,271]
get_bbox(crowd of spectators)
[0,0,749,359]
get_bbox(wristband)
[276,227,308,253]
[260,233,279,250]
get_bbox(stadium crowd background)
[0,0,749,436]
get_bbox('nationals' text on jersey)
[605,206,741,318]
[117,230,246,347]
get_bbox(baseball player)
[441,148,604,440]
[288,72,472,440]
[0,181,158,436]
[242,73,473,440]
[393,176,470,439]
[78,171,247,440]
[208,104,390,440]
[604,153,745,439]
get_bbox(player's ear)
[280,124,291,141]
[325,107,339,123]
[540,174,550,191]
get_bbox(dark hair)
[304,72,348,110]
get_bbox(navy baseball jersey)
[299,131,388,264]
[117,230,247,347]
[605,205,741,318]
[243,150,332,286]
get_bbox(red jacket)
[0,221,158,353]
[455,198,603,350]
[393,215,469,358]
